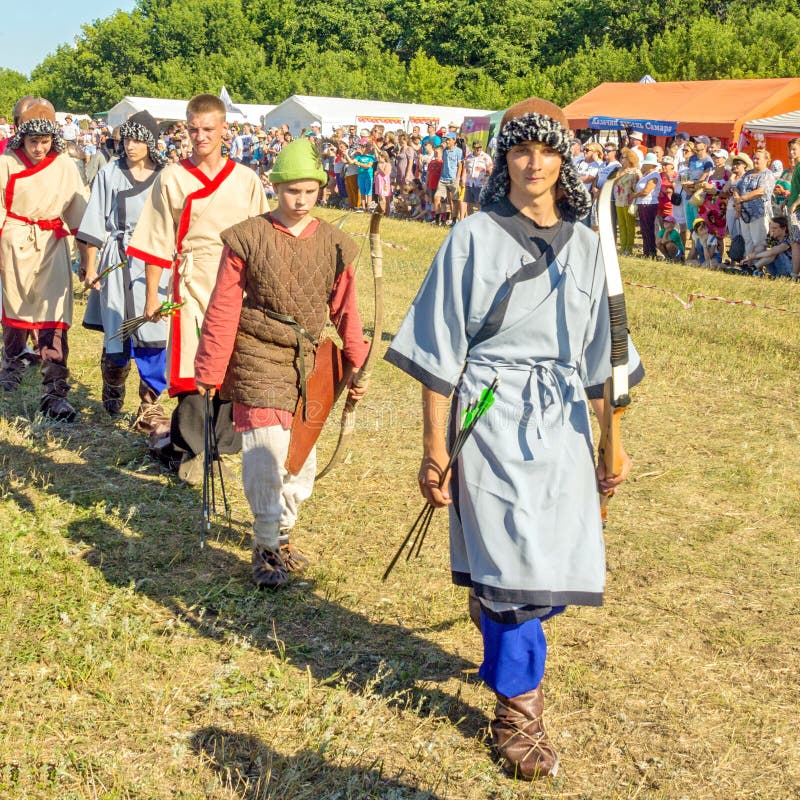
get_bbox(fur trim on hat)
[480,111,591,222]
[8,118,65,154]
[119,116,167,167]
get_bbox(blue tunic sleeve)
[385,226,474,396]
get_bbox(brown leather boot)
[0,356,25,392]
[251,545,289,589]
[278,532,310,573]
[134,381,170,438]
[40,362,77,422]
[100,352,130,415]
[491,685,559,779]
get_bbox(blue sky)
[1,1,136,76]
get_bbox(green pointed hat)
[269,138,327,186]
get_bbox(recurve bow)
[316,210,384,479]
[596,169,631,522]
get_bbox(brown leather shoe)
[40,363,77,422]
[134,382,170,437]
[252,545,289,589]
[491,686,559,780]
[134,401,171,436]
[40,394,78,423]
[279,542,309,573]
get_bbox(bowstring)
[323,210,371,339]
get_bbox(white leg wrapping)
[241,425,316,548]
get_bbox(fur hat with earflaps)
[119,110,167,167]
[480,97,591,222]
[8,100,65,154]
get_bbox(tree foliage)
[0,68,29,119]
[11,0,800,114]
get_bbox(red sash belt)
[5,211,69,239]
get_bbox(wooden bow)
[596,170,631,522]
[316,211,384,479]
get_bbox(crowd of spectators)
[577,129,800,279]
[36,114,495,226]
[8,109,791,279]
[217,118,494,225]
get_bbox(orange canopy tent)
[563,78,800,142]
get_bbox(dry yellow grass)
[0,210,798,799]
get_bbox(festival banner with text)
[588,116,677,136]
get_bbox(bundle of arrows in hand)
[109,301,183,341]
[383,377,498,581]
[80,261,125,294]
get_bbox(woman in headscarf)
[77,111,171,438]
[386,98,644,781]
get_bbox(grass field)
[1,210,799,800]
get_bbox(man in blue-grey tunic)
[77,111,171,438]
[385,97,644,781]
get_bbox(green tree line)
[1,0,799,116]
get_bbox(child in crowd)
[688,218,721,267]
[743,216,793,277]
[426,145,445,224]
[373,149,393,214]
[697,181,728,261]
[354,141,377,211]
[408,179,429,221]
[418,141,434,186]
[320,140,337,206]
[772,178,791,217]
[391,186,412,218]
[251,134,265,173]
[80,127,97,163]
[656,215,684,261]
[260,172,275,199]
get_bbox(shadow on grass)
[0,356,109,421]
[0,407,489,743]
[190,725,445,800]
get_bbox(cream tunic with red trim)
[127,158,268,395]
[0,151,88,329]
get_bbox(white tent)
[234,103,278,126]
[262,94,495,136]
[745,110,800,134]
[106,96,276,128]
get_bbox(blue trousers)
[108,343,167,396]
[478,607,564,698]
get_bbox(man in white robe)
[127,94,268,482]
[0,99,88,421]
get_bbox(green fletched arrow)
[383,377,499,581]
[109,301,183,341]
[461,383,497,434]
[80,260,126,294]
